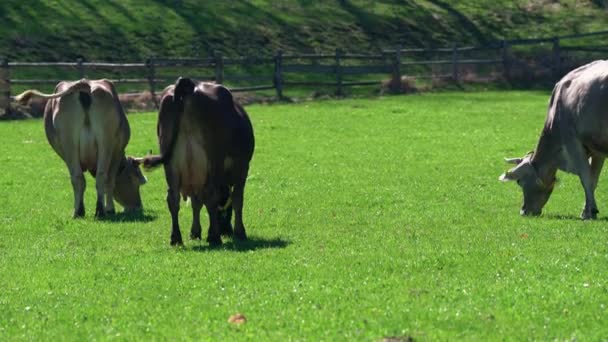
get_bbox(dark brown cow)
[15,79,146,217]
[142,77,255,246]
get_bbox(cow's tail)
[14,79,91,103]
[140,77,194,171]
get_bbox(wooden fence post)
[501,40,511,81]
[146,58,159,109]
[451,44,459,83]
[390,44,402,93]
[552,37,561,81]
[274,50,283,99]
[215,51,224,84]
[77,58,85,79]
[0,58,10,116]
[335,48,343,96]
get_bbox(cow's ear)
[504,157,523,164]
[130,157,144,167]
[174,77,196,102]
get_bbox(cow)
[500,60,608,219]
[15,79,147,218]
[141,77,254,246]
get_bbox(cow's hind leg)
[69,168,86,218]
[583,154,606,218]
[167,187,182,246]
[165,169,183,246]
[567,143,600,219]
[94,148,113,218]
[205,201,223,246]
[219,185,233,237]
[62,142,86,217]
[190,195,203,240]
[232,180,248,241]
[589,155,604,192]
[103,152,121,215]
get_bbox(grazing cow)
[500,60,608,218]
[15,79,146,217]
[142,77,254,246]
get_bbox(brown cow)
[15,79,146,217]
[141,77,254,246]
[500,60,608,218]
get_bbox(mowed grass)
[0,91,607,340]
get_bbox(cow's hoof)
[73,203,85,218]
[105,209,116,215]
[95,202,105,218]
[207,235,222,247]
[234,230,247,241]
[170,238,184,246]
[190,231,202,240]
[580,208,599,220]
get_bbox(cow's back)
[551,61,608,150]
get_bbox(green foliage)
[1,1,607,61]
[0,92,607,340]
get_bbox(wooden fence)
[1,30,608,114]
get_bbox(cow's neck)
[532,128,560,183]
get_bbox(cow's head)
[114,156,147,211]
[499,153,556,216]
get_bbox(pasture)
[0,91,606,340]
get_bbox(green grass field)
[1,91,607,340]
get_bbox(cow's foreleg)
[104,155,120,215]
[190,195,203,240]
[232,180,248,241]
[567,143,599,219]
[219,204,234,237]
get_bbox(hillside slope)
[1,0,607,62]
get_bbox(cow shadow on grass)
[98,210,157,223]
[544,213,608,222]
[192,236,290,253]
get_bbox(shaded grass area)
[1,0,607,62]
[0,92,607,339]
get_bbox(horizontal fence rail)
[1,30,608,116]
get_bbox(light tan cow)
[16,79,146,217]
[500,60,608,218]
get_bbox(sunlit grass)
[0,91,606,340]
